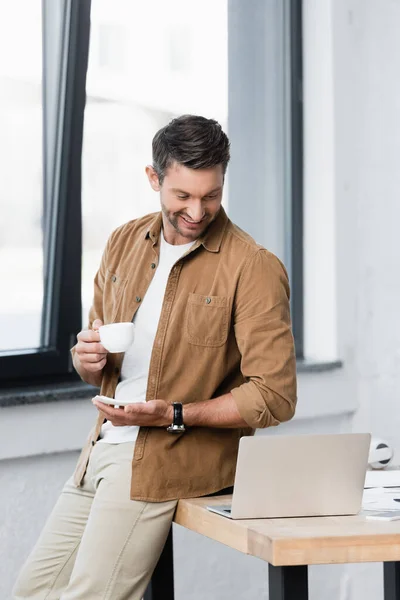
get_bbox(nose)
[186,201,205,223]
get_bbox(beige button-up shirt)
[73,207,297,501]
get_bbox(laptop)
[207,432,371,519]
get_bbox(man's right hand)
[75,319,108,374]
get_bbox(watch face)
[167,424,186,433]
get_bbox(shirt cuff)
[231,382,282,429]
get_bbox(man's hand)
[75,319,107,373]
[73,319,107,387]
[92,398,173,428]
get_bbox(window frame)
[289,0,304,360]
[0,0,91,384]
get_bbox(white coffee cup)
[99,322,134,353]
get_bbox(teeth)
[183,217,201,224]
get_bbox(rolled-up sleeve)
[230,249,297,429]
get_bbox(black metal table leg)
[268,564,309,600]
[384,562,400,600]
[144,526,174,600]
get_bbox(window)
[0,2,43,353]
[0,0,91,383]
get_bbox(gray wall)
[0,453,79,600]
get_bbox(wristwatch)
[167,402,186,433]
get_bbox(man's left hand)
[92,398,173,427]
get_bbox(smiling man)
[154,165,223,243]
[14,115,297,600]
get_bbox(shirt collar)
[199,206,228,252]
[144,212,163,245]
[144,206,228,253]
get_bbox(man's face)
[146,162,224,244]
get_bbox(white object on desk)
[365,511,400,521]
[362,487,400,511]
[368,437,394,469]
[364,469,400,488]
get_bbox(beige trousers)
[13,441,178,600]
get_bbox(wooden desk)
[145,495,400,600]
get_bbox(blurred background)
[0,0,227,351]
[1,0,400,598]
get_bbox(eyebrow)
[171,187,222,196]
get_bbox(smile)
[180,216,205,226]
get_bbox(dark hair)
[152,114,230,184]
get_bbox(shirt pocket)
[185,293,229,347]
[104,269,128,322]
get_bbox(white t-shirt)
[98,231,194,444]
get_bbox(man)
[14,115,297,599]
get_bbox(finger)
[76,341,107,355]
[92,319,104,331]
[92,400,114,416]
[77,329,101,343]
[124,403,136,412]
[92,400,122,418]
[92,402,125,426]
[83,358,107,372]
[124,402,147,414]
[79,353,107,364]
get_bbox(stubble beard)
[161,203,218,241]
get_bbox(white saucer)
[92,395,136,407]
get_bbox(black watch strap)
[167,402,186,433]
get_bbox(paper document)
[364,469,400,489]
[362,487,400,512]
[365,511,400,521]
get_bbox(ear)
[146,165,161,191]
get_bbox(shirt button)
[111,275,117,282]
[151,263,156,269]
[136,296,141,303]
[206,297,211,304]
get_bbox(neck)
[161,216,197,246]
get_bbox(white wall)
[304,0,400,454]
[303,0,400,598]
[336,0,400,455]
